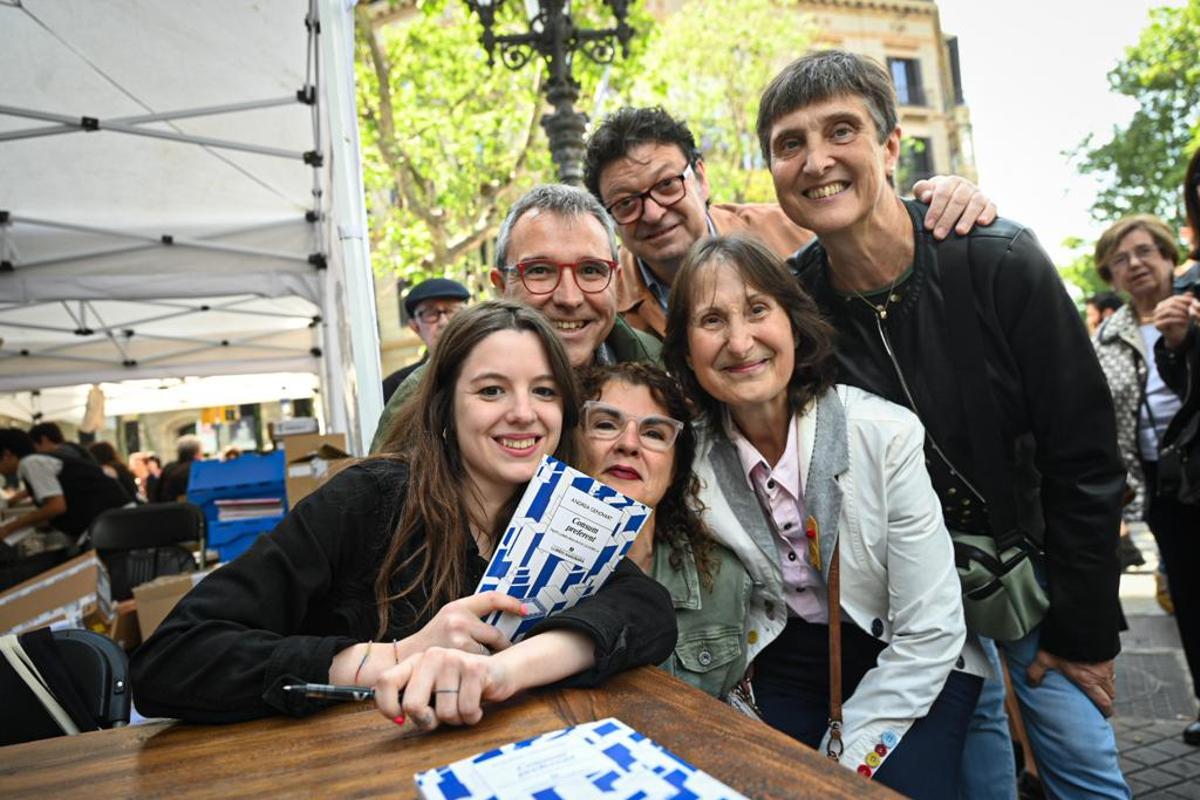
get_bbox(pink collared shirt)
[727,412,829,623]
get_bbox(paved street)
[1113,524,1199,798]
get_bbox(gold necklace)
[852,271,902,320]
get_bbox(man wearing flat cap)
[382,277,470,403]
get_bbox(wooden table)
[0,667,896,798]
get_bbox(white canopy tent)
[0,0,383,451]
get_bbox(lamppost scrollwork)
[465,0,635,186]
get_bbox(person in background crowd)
[0,428,134,545]
[29,422,94,463]
[577,362,751,700]
[766,50,1127,798]
[88,441,141,503]
[131,300,675,726]
[382,277,471,403]
[152,435,202,503]
[582,105,997,338]
[371,185,662,451]
[1087,291,1125,337]
[663,236,981,796]
[143,454,162,504]
[1137,163,1200,745]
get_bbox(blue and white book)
[414,717,748,800]
[475,456,649,642]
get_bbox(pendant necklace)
[852,270,902,320]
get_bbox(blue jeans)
[959,630,1130,799]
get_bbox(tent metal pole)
[11,215,313,270]
[12,215,312,263]
[319,0,383,453]
[109,96,303,125]
[0,96,303,143]
[0,349,126,366]
[0,107,308,159]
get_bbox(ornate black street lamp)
[465,0,635,186]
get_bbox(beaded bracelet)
[353,643,370,684]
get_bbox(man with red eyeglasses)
[369,184,659,452]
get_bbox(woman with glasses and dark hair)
[577,363,752,700]
[132,300,675,727]
[662,234,982,797]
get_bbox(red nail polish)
[520,603,530,615]
[393,715,405,725]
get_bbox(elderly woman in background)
[1093,213,1200,746]
[662,234,982,797]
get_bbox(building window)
[897,137,934,189]
[946,37,965,105]
[888,57,926,107]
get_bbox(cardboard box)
[109,598,141,652]
[0,551,114,635]
[283,433,352,508]
[132,567,219,641]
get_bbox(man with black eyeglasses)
[369,184,660,452]
[382,278,470,403]
[583,106,998,337]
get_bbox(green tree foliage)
[1072,0,1200,231]
[355,1,648,290]
[618,0,811,204]
[1056,236,1109,304]
[357,0,810,286]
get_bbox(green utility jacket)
[370,315,662,453]
[651,537,752,699]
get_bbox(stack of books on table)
[213,498,283,522]
[414,717,747,799]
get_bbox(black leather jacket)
[790,200,1124,663]
[1155,263,1200,447]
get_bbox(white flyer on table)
[474,456,649,642]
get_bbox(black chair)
[89,502,206,601]
[51,629,131,729]
[1,628,131,745]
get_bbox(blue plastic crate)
[208,517,285,561]
[187,452,288,561]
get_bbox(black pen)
[283,683,375,702]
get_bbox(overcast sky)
[936,0,1185,264]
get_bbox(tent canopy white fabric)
[0,0,382,450]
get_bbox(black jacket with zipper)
[790,199,1124,663]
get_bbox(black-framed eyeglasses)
[1108,243,1160,273]
[499,258,618,295]
[581,401,684,452]
[604,164,694,225]
[413,304,463,324]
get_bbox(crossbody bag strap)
[826,539,843,761]
[939,235,1023,548]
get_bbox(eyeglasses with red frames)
[499,258,619,295]
[604,164,694,225]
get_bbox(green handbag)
[950,530,1048,642]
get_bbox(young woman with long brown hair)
[132,300,675,727]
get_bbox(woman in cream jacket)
[663,235,985,799]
